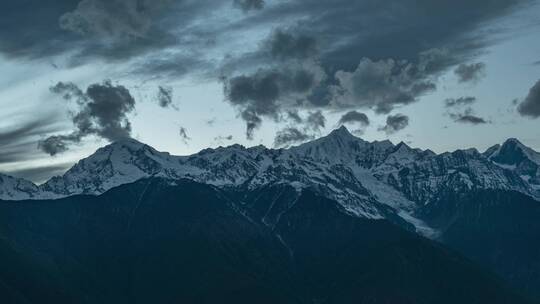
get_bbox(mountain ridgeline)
[1,127,539,303]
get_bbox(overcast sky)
[1,0,540,183]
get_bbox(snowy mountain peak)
[328,126,369,144]
[473,138,540,196]
[289,127,370,165]
[504,137,524,146]
[0,173,40,200]
[108,137,147,150]
[330,125,354,138]
[501,138,534,155]
[394,141,413,152]
[490,138,540,166]
[39,138,177,197]
[314,126,366,145]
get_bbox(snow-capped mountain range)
[1,126,539,236]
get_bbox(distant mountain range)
[2,127,539,218]
[1,126,539,303]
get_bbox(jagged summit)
[385,141,422,163]
[504,137,525,146]
[500,138,535,154]
[106,137,148,150]
[489,137,540,165]
[311,125,363,146]
[393,141,414,152]
[482,137,540,193]
[329,125,355,138]
[289,126,371,165]
[39,138,179,197]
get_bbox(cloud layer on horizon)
[40,80,137,155]
[518,79,540,118]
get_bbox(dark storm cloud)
[445,96,477,108]
[0,118,59,148]
[0,0,79,59]
[221,0,527,78]
[179,127,191,144]
[59,0,184,63]
[305,111,326,131]
[157,86,175,108]
[0,116,64,164]
[454,114,489,124]
[218,29,318,82]
[454,62,486,83]
[517,79,540,118]
[266,29,318,60]
[219,0,529,134]
[274,127,313,148]
[50,81,86,100]
[223,67,319,139]
[38,134,80,156]
[240,111,263,140]
[59,0,173,39]
[0,0,529,68]
[206,118,217,126]
[444,96,489,125]
[133,54,211,79]
[303,1,522,70]
[306,85,333,107]
[0,0,175,60]
[222,26,326,138]
[233,0,264,12]
[286,110,303,124]
[70,80,136,140]
[40,80,136,155]
[338,111,370,127]
[334,53,441,114]
[272,110,326,147]
[0,0,222,65]
[0,0,532,144]
[223,46,449,137]
[230,40,449,119]
[379,114,409,134]
[214,135,233,143]
[282,110,326,135]
[448,107,489,125]
[223,27,458,126]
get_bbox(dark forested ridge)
[0,178,532,303]
[422,189,540,301]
